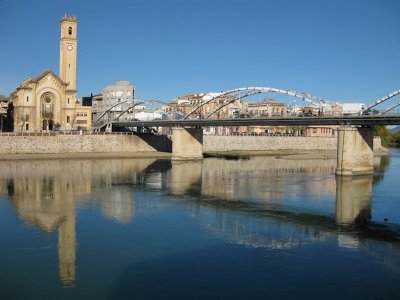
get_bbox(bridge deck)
[112,115,400,128]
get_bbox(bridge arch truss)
[363,89,400,115]
[183,87,334,120]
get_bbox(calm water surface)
[1,150,400,299]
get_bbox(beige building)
[305,125,338,137]
[0,96,7,131]
[9,16,91,132]
[163,93,245,135]
[248,99,287,117]
[169,93,243,119]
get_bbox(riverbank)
[0,148,389,161]
[203,150,333,160]
[204,148,389,161]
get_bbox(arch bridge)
[106,86,400,176]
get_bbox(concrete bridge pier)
[336,126,374,176]
[171,127,203,161]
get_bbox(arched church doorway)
[42,119,54,131]
[41,92,55,131]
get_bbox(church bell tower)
[59,15,78,91]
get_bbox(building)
[0,96,8,132]
[8,16,92,132]
[305,125,338,137]
[248,99,287,117]
[169,93,243,119]
[164,93,246,134]
[93,81,135,125]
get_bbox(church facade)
[10,16,91,132]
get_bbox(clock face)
[67,45,73,51]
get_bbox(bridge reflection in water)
[0,155,398,287]
[336,175,372,226]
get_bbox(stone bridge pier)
[171,127,203,161]
[336,126,374,176]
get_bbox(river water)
[0,150,400,299]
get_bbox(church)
[9,16,91,132]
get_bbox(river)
[0,150,400,299]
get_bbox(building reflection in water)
[165,158,336,249]
[0,158,155,286]
[196,157,337,202]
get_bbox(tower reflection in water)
[0,155,393,286]
[1,159,155,287]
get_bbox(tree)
[392,132,400,147]
[16,112,29,132]
[373,125,393,147]
[53,122,61,131]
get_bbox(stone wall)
[0,134,171,154]
[0,134,383,155]
[203,135,337,152]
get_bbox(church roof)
[17,69,68,90]
[29,69,68,86]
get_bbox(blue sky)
[1,0,399,107]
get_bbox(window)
[312,128,317,134]
[68,27,72,35]
[26,96,29,102]
[68,98,70,104]
[67,116,70,123]
[26,124,29,131]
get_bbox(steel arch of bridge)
[207,90,262,119]
[379,101,400,115]
[96,99,174,124]
[94,100,129,124]
[183,87,333,120]
[115,99,174,121]
[363,89,400,115]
